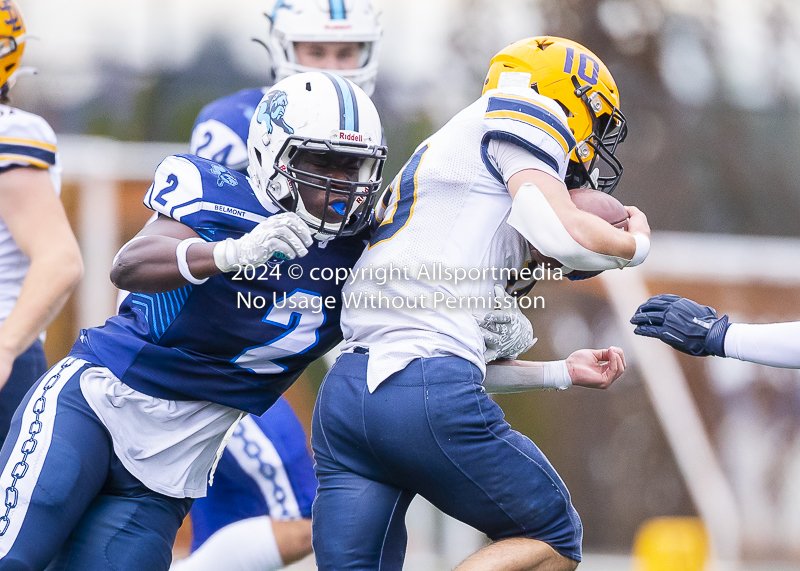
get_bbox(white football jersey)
[341,86,575,391]
[0,105,61,326]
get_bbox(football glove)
[630,294,730,357]
[476,285,537,362]
[213,212,314,272]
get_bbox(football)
[529,188,630,279]
[568,187,629,230]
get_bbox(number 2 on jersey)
[369,144,429,249]
[232,290,326,374]
[154,174,179,207]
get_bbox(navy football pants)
[311,352,582,571]
[0,341,47,445]
[0,358,192,571]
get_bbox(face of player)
[289,149,366,223]
[294,41,364,70]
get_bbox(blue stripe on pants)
[0,358,192,571]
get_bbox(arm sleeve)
[483,360,571,392]
[723,322,800,368]
[506,183,631,271]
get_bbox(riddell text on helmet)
[337,131,364,142]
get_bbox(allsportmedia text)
[231,262,563,286]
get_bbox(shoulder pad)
[482,91,575,178]
[143,155,206,221]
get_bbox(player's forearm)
[0,248,82,358]
[507,183,646,270]
[483,360,571,392]
[724,322,800,368]
[111,236,220,293]
[561,208,636,259]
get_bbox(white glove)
[475,285,537,362]
[213,212,314,272]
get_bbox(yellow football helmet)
[0,0,26,92]
[484,36,627,193]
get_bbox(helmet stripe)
[341,76,360,132]
[329,0,346,20]
[323,72,359,132]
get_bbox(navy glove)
[630,294,730,357]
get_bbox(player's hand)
[213,212,314,272]
[630,294,730,357]
[566,346,626,389]
[625,205,650,239]
[476,285,537,362]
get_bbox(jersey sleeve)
[482,91,575,182]
[143,155,205,224]
[0,107,57,170]
[143,154,269,240]
[486,138,561,183]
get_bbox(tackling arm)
[0,167,83,385]
[111,213,314,293]
[111,216,217,293]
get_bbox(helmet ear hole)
[255,148,262,166]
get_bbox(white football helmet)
[247,72,386,239]
[265,0,382,96]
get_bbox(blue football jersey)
[189,88,266,173]
[70,154,366,415]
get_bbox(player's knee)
[537,548,579,571]
[30,439,85,507]
[547,542,580,571]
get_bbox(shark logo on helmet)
[257,91,294,135]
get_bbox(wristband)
[544,360,572,391]
[212,239,238,273]
[704,314,730,357]
[625,233,650,267]
[176,238,209,285]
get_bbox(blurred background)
[15,0,800,568]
